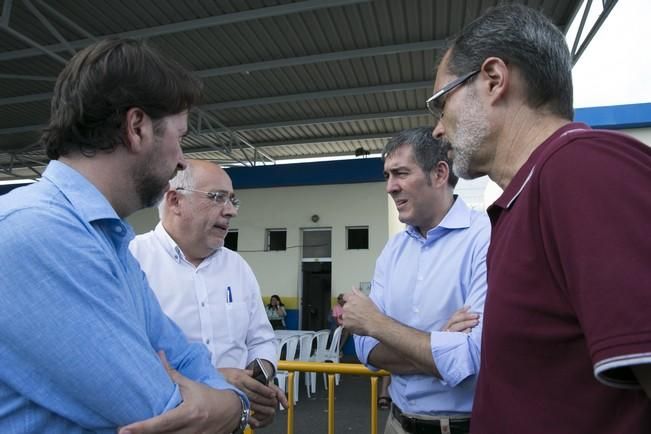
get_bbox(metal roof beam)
[0,109,428,136]
[221,109,427,132]
[0,0,13,27]
[0,73,55,81]
[201,81,432,111]
[0,24,67,64]
[0,91,52,106]
[34,0,97,41]
[188,133,393,154]
[22,0,76,56]
[570,0,619,65]
[197,40,446,78]
[0,0,370,62]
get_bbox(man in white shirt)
[130,159,286,428]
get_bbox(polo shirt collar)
[489,122,590,213]
[406,195,472,240]
[43,160,120,223]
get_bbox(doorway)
[301,262,332,331]
[300,228,332,331]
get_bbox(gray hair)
[383,127,458,188]
[444,3,573,120]
[157,164,196,218]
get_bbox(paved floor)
[261,356,390,434]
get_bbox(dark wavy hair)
[41,38,202,160]
[267,294,285,309]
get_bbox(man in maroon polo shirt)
[429,4,651,433]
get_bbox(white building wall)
[233,182,388,303]
[626,127,651,147]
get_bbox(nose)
[433,121,445,139]
[385,176,399,194]
[222,201,238,218]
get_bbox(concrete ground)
[260,356,390,434]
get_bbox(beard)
[133,137,175,208]
[449,89,490,180]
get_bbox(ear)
[123,107,151,153]
[480,57,509,103]
[431,161,450,187]
[165,190,184,216]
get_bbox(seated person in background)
[130,159,287,429]
[0,38,248,433]
[266,294,287,330]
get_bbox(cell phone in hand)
[251,358,272,385]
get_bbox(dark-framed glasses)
[176,187,240,209]
[426,70,480,122]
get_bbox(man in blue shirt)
[344,127,490,434]
[0,39,249,433]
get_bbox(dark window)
[267,229,287,251]
[302,229,331,258]
[347,226,369,249]
[224,230,238,251]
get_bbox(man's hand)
[219,366,287,428]
[442,306,479,333]
[343,288,386,337]
[118,352,242,434]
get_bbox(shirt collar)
[406,195,473,240]
[42,160,120,224]
[153,222,221,265]
[154,222,185,263]
[489,122,590,213]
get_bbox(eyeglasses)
[426,70,480,122]
[176,187,240,209]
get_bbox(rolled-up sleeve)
[430,226,489,387]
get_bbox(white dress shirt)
[130,223,277,370]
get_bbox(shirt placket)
[193,267,215,362]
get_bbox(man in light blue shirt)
[0,39,248,434]
[344,127,490,434]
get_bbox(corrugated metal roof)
[0,0,592,180]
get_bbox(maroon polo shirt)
[471,123,651,433]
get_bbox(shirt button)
[417,276,423,281]
[413,307,419,313]
[201,302,205,307]
[205,339,210,344]
[114,226,123,233]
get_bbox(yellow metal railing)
[268,361,390,434]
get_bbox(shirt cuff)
[201,375,251,410]
[162,383,183,413]
[354,334,381,371]
[594,353,651,389]
[246,347,278,371]
[430,331,478,387]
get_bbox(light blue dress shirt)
[0,160,245,433]
[355,197,490,416]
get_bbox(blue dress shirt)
[0,161,244,433]
[355,197,490,415]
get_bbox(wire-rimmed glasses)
[426,70,480,122]
[176,187,240,209]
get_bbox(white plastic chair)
[309,329,331,393]
[275,335,299,406]
[315,326,343,389]
[297,332,317,398]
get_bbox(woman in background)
[266,294,287,330]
